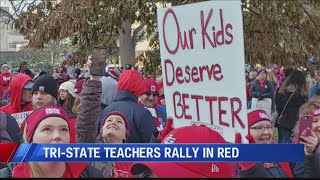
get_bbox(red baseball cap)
[247,110,271,128]
[141,78,159,95]
[24,105,69,142]
[130,125,237,178]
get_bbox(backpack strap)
[0,112,12,143]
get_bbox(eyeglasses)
[144,92,159,97]
[250,126,273,133]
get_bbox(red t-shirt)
[259,80,265,91]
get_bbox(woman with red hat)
[0,105,102,178]
[294,98,320,177]
[76,57,132,178]
[238,110,319,178]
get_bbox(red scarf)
[259,80,266,91]
[138,101,164,131]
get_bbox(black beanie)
[32,74,58,100]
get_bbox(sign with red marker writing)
[157,0,247,143]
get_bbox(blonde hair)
[72,98,80,115]
[267,70,277,82]
[22,123,45,177]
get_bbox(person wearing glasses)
[238,110,319,178]
[138,78,167,131]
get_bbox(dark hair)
[279,70,308,97]
[125,64,132,70]
[58,93,75,112]
[284,68,294,78]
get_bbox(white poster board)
[11,111,32,127]
[157,0,248,143]
[251,98,272,118]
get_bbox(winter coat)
[308,80,319,98]
[3,113,22,143]
[0,72,11,98]
[0,74,33,114]
[76,79,113,178]
[238,153,319,178]
[275,86,307,131]
[138,101,167,131]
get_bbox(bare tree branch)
[8,0,37,19]
[301,2,320,28]
[132,21,145,45]
[0,7,14,20]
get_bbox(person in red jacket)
[0,73,33,114]
[5,105,102,178]
[0,64,11,99]
[20,74,77,144]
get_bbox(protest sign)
[157,0,247,143]
[251,98,272,117]
[11,111,32,127]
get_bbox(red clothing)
[57,75,70,89]
[112,162,134,178]
[0,73,33,114]
[68,117,77,143]
[0,72,11,97]
[12,162,88,178]
[259,80,265,91]
[138,101,164,131]
[20,117,77,144]
[246,83,250,101]
[117,70,144,98]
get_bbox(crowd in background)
[0,58,319,178]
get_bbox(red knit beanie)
[247,110,271,128]
[100,111,130,138]
[24,105,69,142]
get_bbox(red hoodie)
[12,162,88,178]
[0,73,33,114]
[0,72,11,97]
[117,70,144,97]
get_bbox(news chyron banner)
[157,1,247,143]
[0,144,304,163]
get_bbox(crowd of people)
[0,57,319,178]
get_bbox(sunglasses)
[144,92,159,97]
